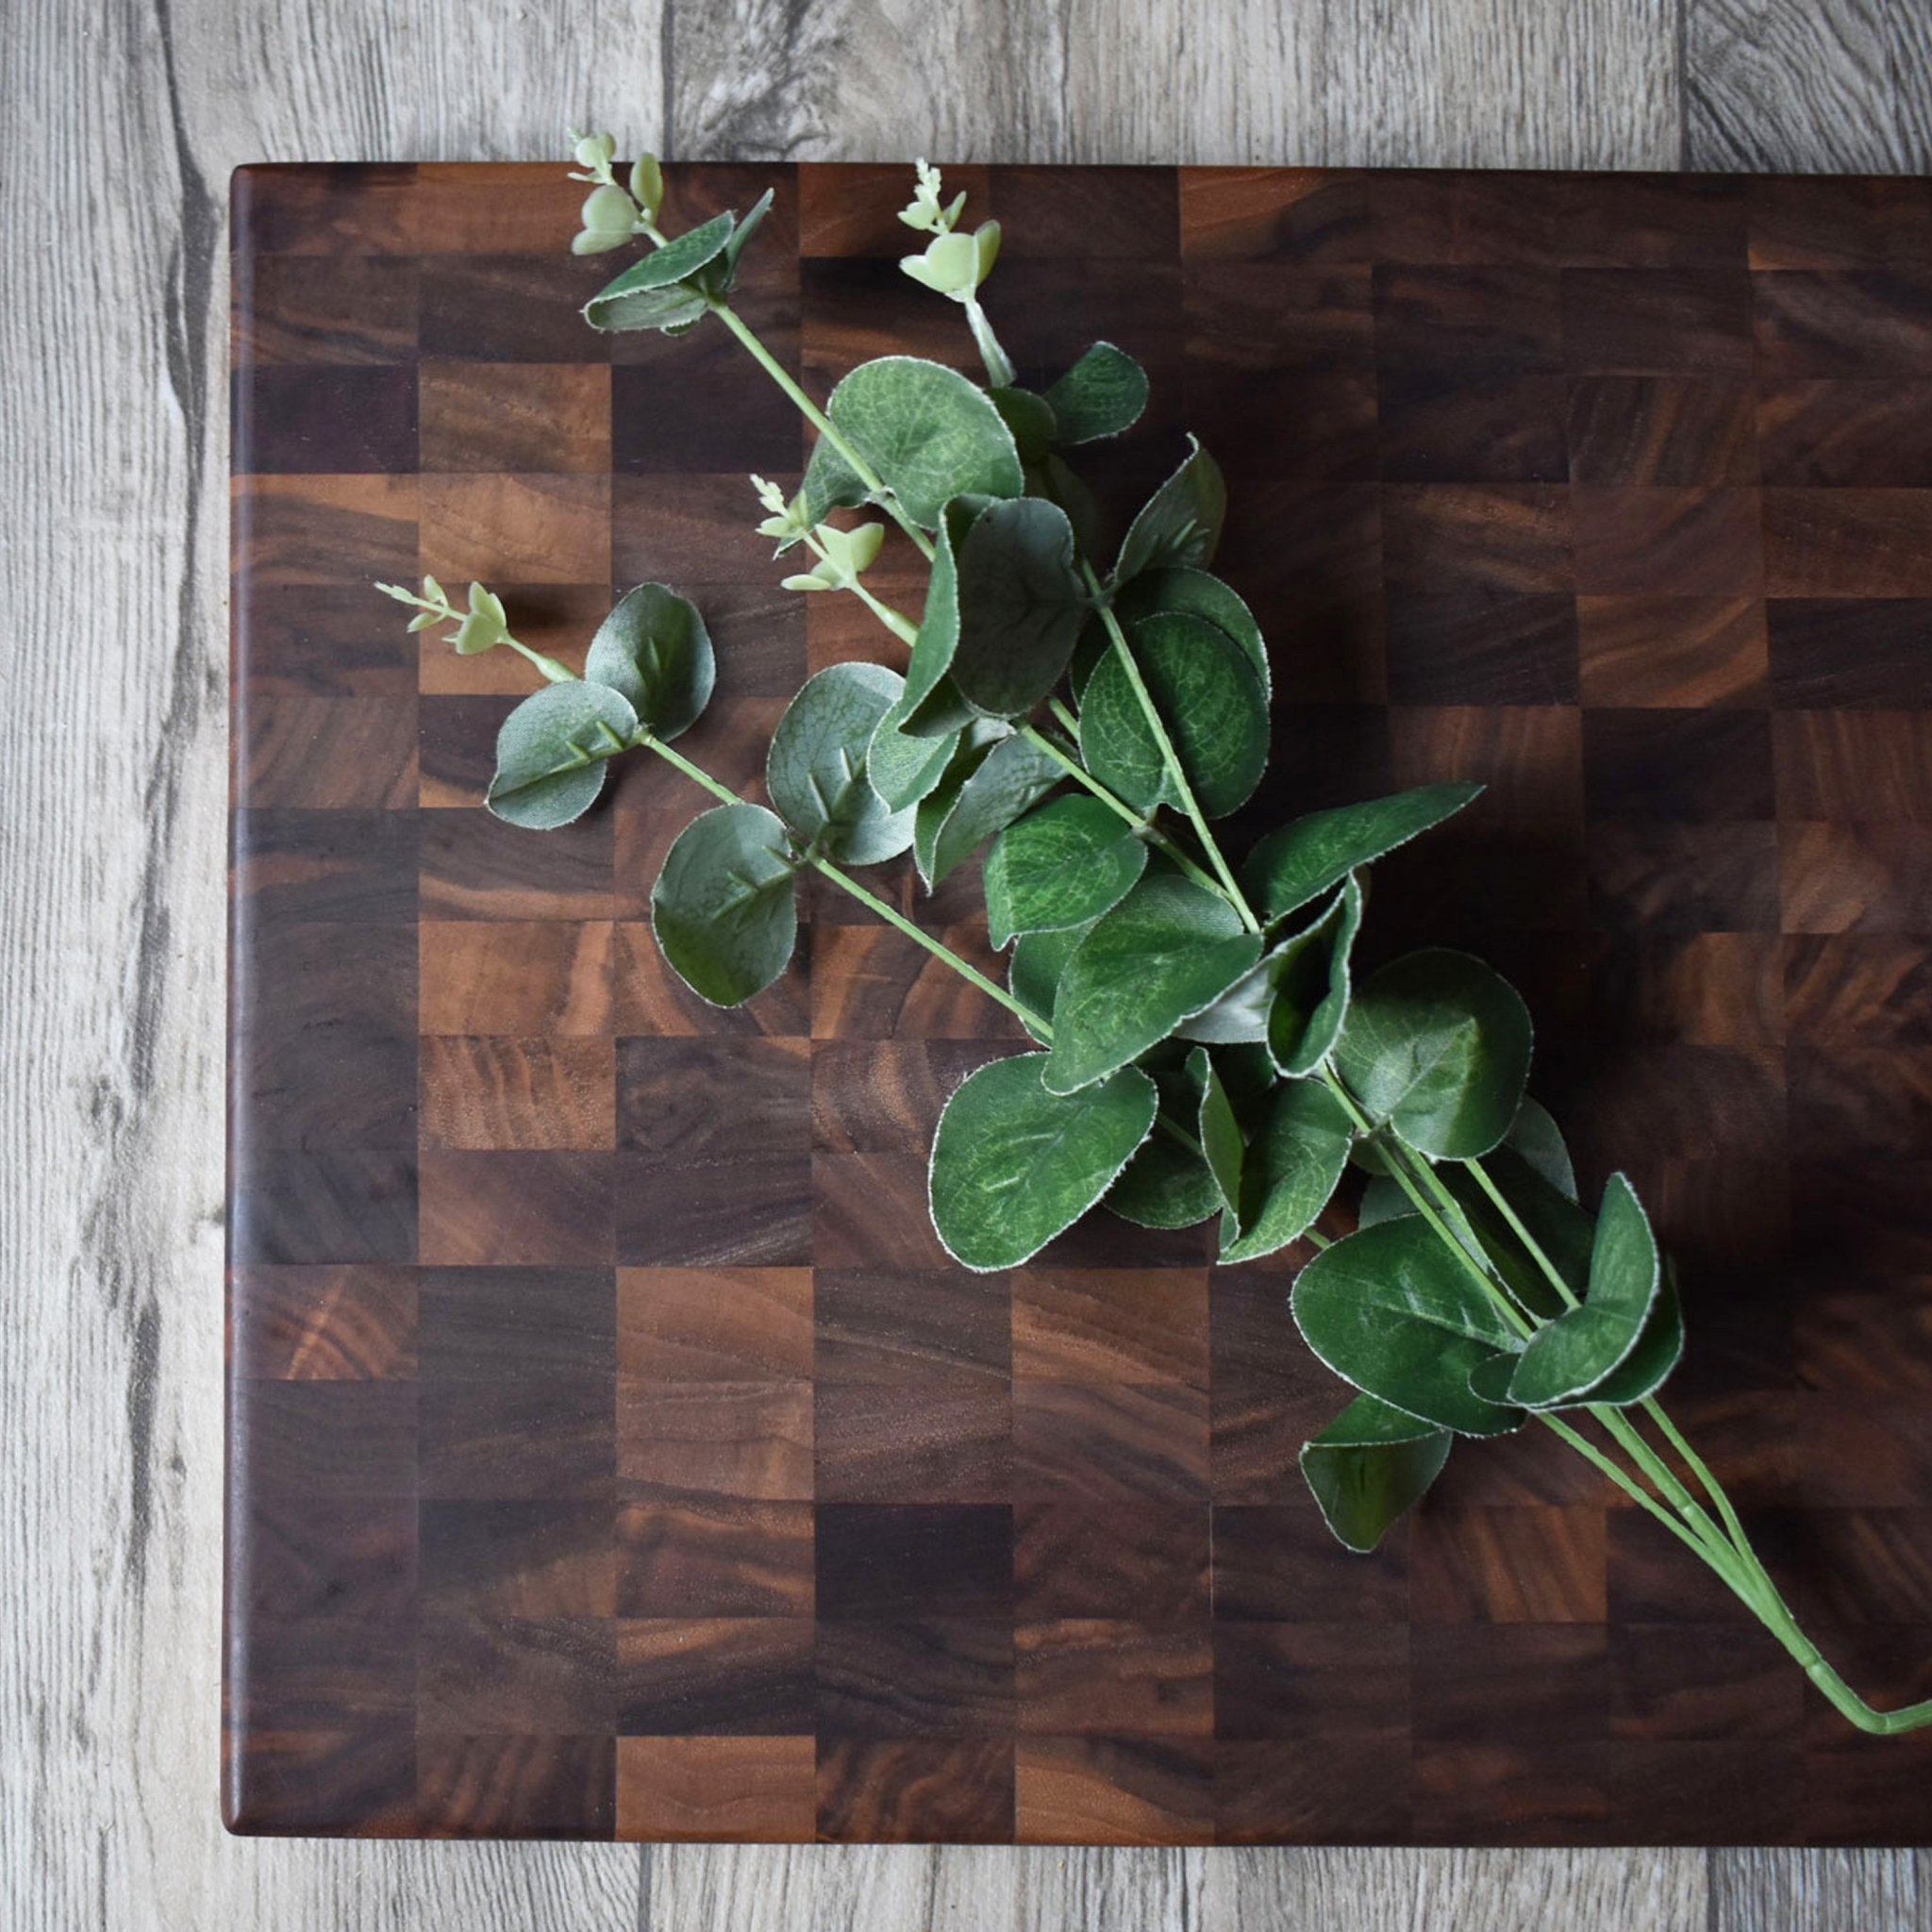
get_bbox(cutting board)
[226,160,1932,1843]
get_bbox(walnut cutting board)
[226,161,1932,1844]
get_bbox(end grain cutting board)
[227,161,1932,1843]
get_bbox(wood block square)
[1586,933,1785,1046]
[1577,595,1766,707]
[1213,1740,1414,1846]
[617,1735,815,1841]
[232,1264,418,1379]
[417,1617,614,1733]
[242,690,419,809]
[1583,708,1774,822]
[612,474,774,584]
[1567,375,1757,485]
[420,1374,615,1500]
[1179,169,1374,264]
[418,1150,615,1266]
[224,1725,420,1837]
[615,1037,808,1159]
[612,310,802,475]
[1389,705,1583,822]
[618,1268,813,1380]
[1773,711,1932,822]
[617,1377,812,1500]
[228,1615,415,1733]
[1015,1502,1210,1625]
[418,475,610,584]
[1784,935,1932,1050]
[1381,484,1570,593]
[229,1148,417,1265]
[1013,1380,1210,1504]
[416,1734,616,1839]
[1767,600,1932,708]
[1780,823,1932,934]
[810,1043,999,1152]
[814,1374,1012,1505]
[235,474,418,586]
[419,1501,615,1618]
[421,1037,615,1149]
[616,1498,814,1616]
[1757,379,1932,487]
[239,365,419,473]
[1752,270,1932,378]
[419,362,610,473]
[238,1381,417,1496]
[808,923,1017,1040]
[237,253,419,367]
[1015,1736,1214,1845]
[1561,267,1754,373]
[614,1619,814,1735]
[419,921,614,1035]
[419,810,613,923]
[815,1505,1014,1621]
[1572,487,1763,594]
[1410,1507,1608,1623]
[1011,1270,1209,1388]
[816,1739,1014,1843]
[812,1152,953,1269]
[1384,593,1578,706]
[815,1619,1015,1736]
[1588,820,1781,933]
[1411,1624,1611,1751]
[242,1494,417,1621]
[417,1266,614,1379]
[1373,265,1564,375]
[1016,1622,1212,1736]
[1214,1624,1408,1740]
[1377,370,1568,483]
[1211,1504,1411,1624]
[1763,489,1932,597]
[418,253,616,359]
[615,1154,812,1268]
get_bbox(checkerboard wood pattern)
[227,161,1932,1844]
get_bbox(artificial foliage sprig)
[373,148,1932,1739]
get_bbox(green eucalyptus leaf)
[1266,875,1364,1075]
[1300,1395,1455,1554]
[1218,1077,1354,1263]
[989,386,1058,463]
[1507,1174,1663,1408]
[1042,454,1107,567]
[650,803,800,1007]
[878,497,984,739]
[1241,783,1484,924]
[583,211,736,331]
[1078,611,1270,820]
[1010,919,1093,1044]
[928,1053,1159,1271]
[1191,1047,1244,1217]
[767,661,917,864]
[1113,435,1226,586]
[583,583,715,740]
[1042,341,1150,446]
[950,497,1088,718]
[1504,1096,1577,1201]
[914,730,1061,890]
[1042,874,1263,1095]
[486,681,639,830]
[1291,1218,1525,1437]
[866,717,960,813]
[1111,566,1269,700]
[708,187,774,291]
[803,356,1024,530]
[1334,950,1533,1160]
[1586,1262,1685,1407]
[982,795,1148,949]
[1356,1173,1415,1229]
[1108,1059,1221,1229]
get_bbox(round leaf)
[1078,611,1270,820]
[486,681,639,830]
[949,497,1087,718]
[1266,875,1364,1075]
[1010,919,1093,1044]
[1334,950,1533,1160]
[928,1053,1159,1271]
[1504,1096,1577,1201]
[767,662,916,865]
[914,731,1062,890]
[1291,1218,1525,1437]
[878,497,983,741]
[982,795,1148,949]
[1507,1174,1663,1408]
[1300,1395,1454,1554]
[1042,341,1150,445]
[650,803,799,1007]
[1218,1077,1354,1263]
[1042,873,1262,1095]
[1108,1061,1221,1229]
[808,356,1024,530]
[1112,566,1269,700]
[584,583,715,740]
[1114,435,1226,585]
[1191,1047,1244,1217]
[583,211,736,332]
[866,716,959,813]
[1585,1263,1685,1407]
[1241,783,1483,924]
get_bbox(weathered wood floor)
[2,0,1927,1924]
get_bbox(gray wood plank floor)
[2,1,1926,1925]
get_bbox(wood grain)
[4,3,1928,1930]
